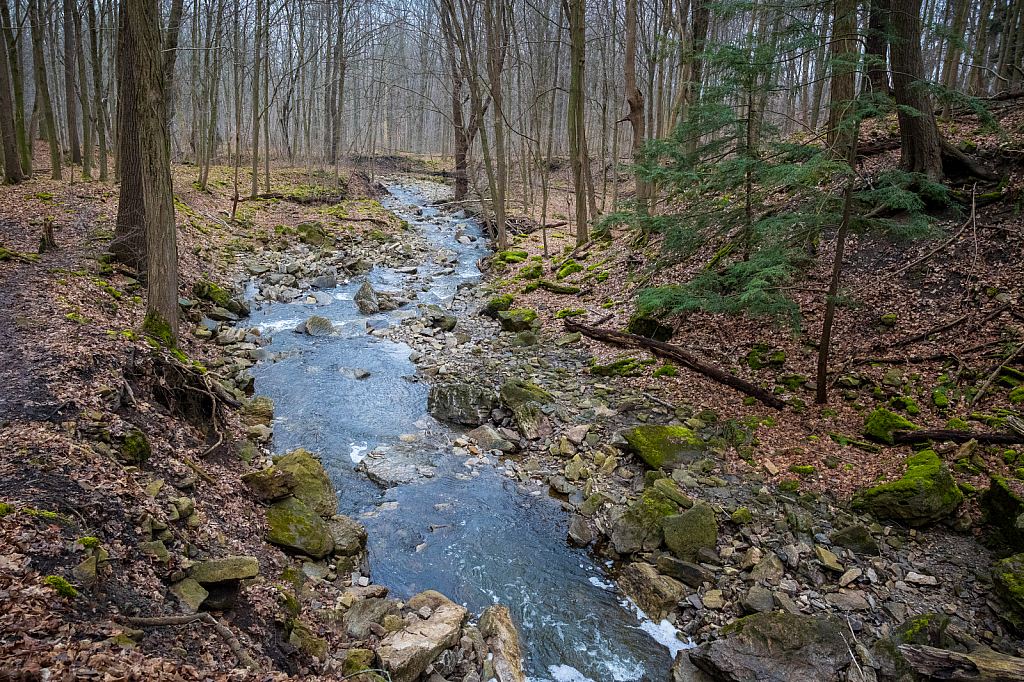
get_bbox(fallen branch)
[899,643,1024,682]
[237,191,344,205]
[892,429,1022,445]
[128,613,260,671]
[643,392,677,410]
[893,314,970,349]
[183,455,217,486]
[969,341,1024,407]
[563,320,787,409]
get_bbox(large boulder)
[354,281,379,315]
[851,450,962,526]
[242,396,274,427]
[992,553,1024,634]
[345,597,400,639]
[689,613,851,682]
[479,605,525,682]
[499,379,554,409]
[190,556,259,584]
[980,476,1024,552]
[619,562,686,622]
[620,425,706,469]
[265,496,335,558]
[497,309,538,333]
[467,424,517,453]
[376,600,468,682]
[275,449,338,517]
[862,408,917,445]
[241,467,297,501]
[609,489,678,554]
[304,315,335,336]
[427,384,498,426]
[664,503,718,562]
[326,515,368,556]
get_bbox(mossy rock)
[556,260,583,280]
[889,396,920,417]
[296,222,329,246]
[851,450,963,526]
[497,309,539,333]
[979,476,1024,553]
[896,613,954,647]
[625,315,673,342]
[591,358,643,377]
[932,389,950,408]
[483,294,514,318]
[265,497,335,559]
[620,425,706,469]
[342,649,376,677]
[499,379,554,409]
[663,503,718,562]
[540,280,581,294]
[830,524,880,555]
[731,507,753,525]
[946,417,971,430]
[1010,386,1024,404]
[554,308,585,319]
[789,465,815,476]
[192,281,233,310]
[518,263,543,280]
[288,621,328,657]
[653,365,679,378]
[609,488,678,554]
[121,428,151,464]
[992,553,1024,634]
[996,367,1024,388]
[862,408,917,445]
[879,313,898,327]
[497,250,528,264]
[276,449,338,517]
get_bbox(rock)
[345,597,399,639]
[354,281,380,314]
[327,515,367,556]
[479,605,525,682]
[565,425,590,444]
[702,590,725,609]
[749,553,785,585]
[207,306,239,322]
[992,553,1024,633]
[406,590,453,612]
[664,503,718,562]
[619,562,686,621]
[310,274,337,289]
[743,586,775,613]
[565,458,586,481]
[905,571,938,586]
[265,497,335,558]
[567,516,593,546]
[305,315,335,336]
[376,601,468,682]
[653,478,694,509]
[243,396,274,427]
[170,578,209,613]
[72,556,98,589]
[138,540,170,563]
[620,425,706,469]
[689,613,851,682]
[554,332,581,346]
[241,467,297,501]
[289,621,328,657]
[830,525,880,556]
[825,590,869,611]
[483,294,514,318]
[496,309,538,333]
[657,556,713,588]
[467,425,516,453]
[981,477,1024,552]
[190,556,259,584]
[342,649,376,677]
[427,384,498,426]
[851,450,963,526]
[839,568,862,587]
[626,314,673,342]
[731,507,754,525]
[121,428,151,465]
[609,489,677,554]
[862,408,917,445]
[511,401,551,440]
[499,379,554,409]
[814,545,844,572]
[276,449,338,517]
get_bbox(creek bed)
[248,180,687,681]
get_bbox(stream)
[246,180,688,682]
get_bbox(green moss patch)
[653,365,679,378]
[591,358,643,377]
[851,450,962,526]
[620,425,706,469]
[862,408,917,445]
[44,576,77,599]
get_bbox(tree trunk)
[485,0,509,251]
[941,0,971,118]
[74,6,92,178]
[1,0,29,176]
[113,0,147,270]
[623,0,647,212]
[0,5,23,183]
[251,0,261,199]
[567,0,587,245]
[122,0,178,345]
[88,0,107,180]
[827,0,858,155]
[29,0,60,180]
[63,0,80,164]
[864,0,892,95]
[891,0,944,181]
[162,0,184,125]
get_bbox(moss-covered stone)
[664,503,718,562]
[342,649,376,677]
[276,449,338,517]
[946,417,971,430]
[518,263,543,280]
[44,575,77,599]
[830,524,880,555]
[540,280,581,294]
[879,313,898,327]
[497,249,528,263]
[625,315,673,342]
[609,489,678,553]
[122,428,151,464]
[932,389,950,408]
[484,294,514,318]
[889,396,921,417]
[554,308,585,319]
[731,507,753,525]
[620,425,706,469]
[556,260,583,280]
[896,613,954,647]
[980,476,1024,553]
[1010,386,1024,404]
[862,408,917,445]
[497,309,539,333]
[789,465,815,476]
[265,497,335,559]
[289,621,328,657]
[851,450,962,526]
[996,367,1024,388]
[499,379,554,409]
[653,364,679,378]
[590,357,643,377]
[993,553,1024,634]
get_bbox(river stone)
[305,315,334,336]
[620,425,706,469]
[354,281,380,314]
[427,383,498,426]
[241,466,297,501]
[479,605,525,682]
[609,489,677,554]
[664,503,718,562]
[814,545,844,572]
[670,651,716,682]
[377,601,468,682]
[830,524,880,556]
[568,516,594,546]
[993,553,1024,633]
[499,379,554,409]
[689,613,851,682]
[497,309,539,333]
[190,556,259,584]
[657,556,713,588]
[825,590,869,611]
[742,586,775,614]
[265,496,335,558]
[749,552,785,585]
[851,450,962,526]
[170,578,209,613]
[653,478,694,509]
[327,515,368,556]
[289,621,328,658]
[310,274,337,289]
[276,449,338,517]
[243,396,274,427]
[619,562,686,621]
[512,401,552,440]
[345,597,400,639]
[467,424,516,453]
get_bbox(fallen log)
[238,191,344,205]
[856,137,901,158]
[892,429,1022,445]
[563,320,788,410]
[899,643,1024,682]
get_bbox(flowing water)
[247,181,688,682]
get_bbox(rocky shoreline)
[191,175,1024,682]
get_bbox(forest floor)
[0,102,1022,680]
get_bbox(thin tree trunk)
[63,0,80,164]
[0,4,23,183]
[623,0,647,212]
[29,0,60,180]
[1,0,29,175]
[75,6,92,178]
[567,0,588,245]
[250,0,261,198]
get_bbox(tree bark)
[29,0,60,180]
[0,6,23,183]
[0,0,29,176]
[863,0,892,96]
[623,0,648,212]
[162,0,184,125]
[113,0,146,271]
[63,0,80,164]
[566,0,587,245]
[827,0,858,155]
[88,0,107,180]
[122,0,178,344]
[74,6,92,178]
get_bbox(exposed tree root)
[127,613,260,671]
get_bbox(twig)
[183,455,217,486]
[969,340,1024,407]
[893,314,970,349]
[643,392,677,410]
[845,619,865,682]
[128,613,260,671]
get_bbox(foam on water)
[257,318,304,333]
